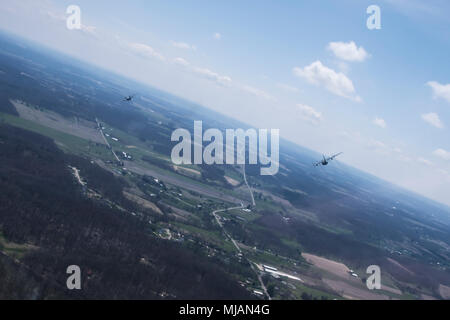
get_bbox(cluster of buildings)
[121,151,132,160]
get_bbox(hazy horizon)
[1,0,449,206]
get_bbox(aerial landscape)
[0,1,449,304]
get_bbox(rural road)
[242,164,256,206]
[212,204,271,300]
[96,118,121,163]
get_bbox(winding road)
[242,164,256,206]
[211,199,271,300]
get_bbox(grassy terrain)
[289,282,342,300]
[0,112,113,161]
[246,249,302,270]
[220,208,262,222]
[171,221,236,253]
[0,232,35,260]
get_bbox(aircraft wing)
[327,152,342,161]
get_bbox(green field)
[172,221,236,253]
[0,232,35,260]
[0,112,113,161]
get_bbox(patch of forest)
[0,124,252,299]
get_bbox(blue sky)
[1,0,450,206]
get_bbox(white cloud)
[173,57,232,87]
[45,7,99,38]
[327,41,369,62]
[213,32,222,40]
[173,57,190,67]
[427,81,450,103]
[81,24,97,35]
[367,139,390,155]
[368,139,387,149]
[437,169,450,182]
[373,117,387,128]
[296,104,322,125]
[46,9,97,37]
[418,157,434,166]
[433,148,450,160]
[46,10,65,21]
[128,42,166,61]
[242,85,275,101]
[191,66,232,86]
[398,155,412,163]
[293,61,361,101]
[392,147,412,162]
[421,112,444,128]
[173,57,274,100]
[170,41,196,50]
[276,83,299,93]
